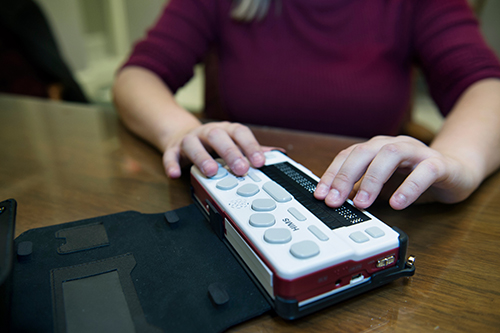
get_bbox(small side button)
[247,172,261,182]
[365,226,385,238]
[308,225,329,241]
[349,231,369,243]
[287,207,306,221]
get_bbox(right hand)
[162,121,268,178]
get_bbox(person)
[0,0,88,102]
[112,0,500,210]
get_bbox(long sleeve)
[412,0,500,115]
[123,0,223,93]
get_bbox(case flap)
[10,204,271,332]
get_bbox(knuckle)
[321,170,337,183]
[191,151,206,164]
[163,145,179,159]
[180,134,194,148]
[230,123,252,137]
[397,134,426,146]
[369,135,391,144]
[334,171,352,185]
[229,122,245,131]
[206,126,225,141]
[337,148,352,158]
[351,144,371,155]
[380,143,401,155]
[371,135,389,141]
[421,158,445,178]
[396,134,411,140]
[209,121,230,129]
[246,143,262,156]
[404,179,422,194]
[362,172,382,186]
[220,146,237,159]
[396,134,414,142]
[216,142,241,160]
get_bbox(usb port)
[350,273,364,284]
[377,255,395,268]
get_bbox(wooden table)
[1,94,499,332]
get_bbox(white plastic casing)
[191,151,400,302]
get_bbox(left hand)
[313,135,480,210]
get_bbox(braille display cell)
[260,162,370,230]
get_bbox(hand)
[162,121,267,178]
[314,135,480,210]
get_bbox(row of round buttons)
[215,168,320,259]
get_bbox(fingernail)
[326,189,340,203]
[200,160,214,176]
[232,158,247,174]
[355,190,369,203]
[167,166,179,178]
[315,183,329,197]
[251,152,265,166]
[394,193,407,206]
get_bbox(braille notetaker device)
[191,151,415,319]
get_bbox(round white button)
[264,228,292,244]
[237,184,260,197]
[249,213,275,227]
[290,240,320,259]
[216,177,238,190]
[251,199,276,211]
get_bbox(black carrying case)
[3,199,271,332]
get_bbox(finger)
[324,144,379,207]
[181,134,219,177]
[352,143,414,208]
[261,146,286,154]
[314,147,354,200]
[227,123,266,168]
[389,157,445,210]
[205,126,250,176]
[163,146,182,178]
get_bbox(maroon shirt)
[123,0,500,138]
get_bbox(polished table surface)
[1,94,499,332]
